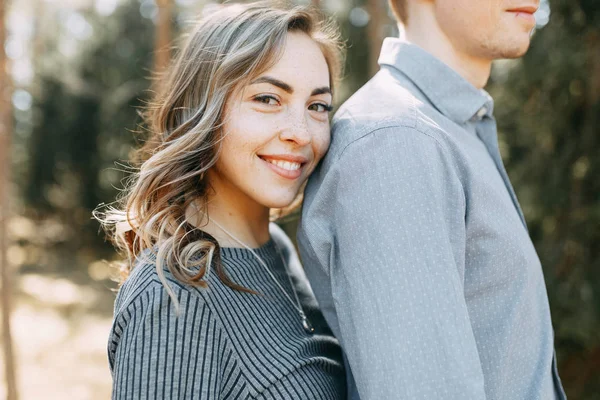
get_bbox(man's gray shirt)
[298,38,566,400]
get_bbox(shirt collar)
[378,38,493,124]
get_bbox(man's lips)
[507,5,538,14]
[507,5,538,24]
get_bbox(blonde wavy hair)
[94,1,343,308]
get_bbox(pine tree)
[490,1,600,397]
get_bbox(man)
[298,0,566,399]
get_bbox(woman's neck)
[186,195,270,249]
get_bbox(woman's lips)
[259,155,306,180]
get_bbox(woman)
[96,2,346,399]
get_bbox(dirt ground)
[0,215,301,399]
[0,223,118,399]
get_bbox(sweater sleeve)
[108,282,242,399]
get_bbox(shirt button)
[477,107,488,119]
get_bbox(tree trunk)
[366,0,387,77]
[0,0,19,398]
[154,0,173,73]
[31,0,45,73]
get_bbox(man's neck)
[402,20,492,89]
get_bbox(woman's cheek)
[314,126,331,161]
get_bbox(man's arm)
[300,125,486,399]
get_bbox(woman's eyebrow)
[311,87,331,96]
[250,76,331,97]
[250,76,293,93]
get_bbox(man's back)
[298,39,566,399]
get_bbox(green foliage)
[489,0,600,397]
[13,0,600,396]
[23,1,154,236]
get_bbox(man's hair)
[388,0,408,24]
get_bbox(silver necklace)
[210,219,314,334]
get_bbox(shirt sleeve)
[108,283,236,399]
[299,126,487,399]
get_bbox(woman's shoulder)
[112,253,210,320]
[112,257,159,315]
[108,256,221,351]
[107,258,231,375]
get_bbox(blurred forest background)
[0,0,598,398]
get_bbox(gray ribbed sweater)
[108,224,346,399]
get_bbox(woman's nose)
[279,109,312,146]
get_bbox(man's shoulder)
[327,69,441,161]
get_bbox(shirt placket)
[475,113,529,231]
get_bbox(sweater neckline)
[138,236,279,264]
[219,237,278,261]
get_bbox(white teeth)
[265,158,301,171]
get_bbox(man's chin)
[496,39,532,59]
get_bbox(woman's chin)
[258,192,299,210]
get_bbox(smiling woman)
[93,2,346,399]
[209,31,333,214]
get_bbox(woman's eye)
[309,103,333,113]
[253,95,279,106]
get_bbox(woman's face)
[208,31,332,211]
